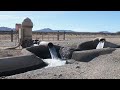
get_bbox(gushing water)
[49,46,59,59]
[43,46,66,68]
[96,41,105,49]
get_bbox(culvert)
[72,48,116,62]
[26,41,67,68]
[0,41,66,77]
[26,41,61,59]
[72,37,119,62]
[0,39,118,77]
[76,37,120,51]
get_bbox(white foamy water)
[43,58,66,68]
[43,46,66,68]
[33,44,39,46]
[96,41,105,49]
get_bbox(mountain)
[0,27,75,32]
[37,28,53,32]
[0,27,15,31]
[34,28,75,32]
[99,31,111,33]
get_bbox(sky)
[0,11,120,33]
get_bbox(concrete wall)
[26,45,61,59]
[72,48,116,62]
[23,27,32,40]
[0,52,46,76]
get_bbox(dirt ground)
[1,35,120,79]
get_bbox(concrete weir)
[26,44,61,59]
[0,49,46,76]
[72,48,116,62]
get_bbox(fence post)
[11,30,13,42]
[57,31,59,40]
[63,31,65,40]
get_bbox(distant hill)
[0,27,74,32]
[0,27,15,31]
[99,31,111,33]
[34,28,75,32]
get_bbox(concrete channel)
[0,49,47,76]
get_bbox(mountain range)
[99,31,112,33]
[34,28,75,32]
[0,27,15,31]
[0,27,113,33]
[0,27,75,32]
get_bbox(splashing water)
[43,46,66,68]
[96,41,105,49]
[49,46,59,59]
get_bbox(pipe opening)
[48,43,54,48]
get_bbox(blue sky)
[0,11,120,32]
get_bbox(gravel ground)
[0,49,22,58]
[0,40,17,47]
[3,48,120,79]
[1,37,120,79]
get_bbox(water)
[49,46,59,59]
[43,46,66,68]
[43,59,66,68]
[33,44,39,46]
[96,41,105,49]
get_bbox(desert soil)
[1,37,120,79]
